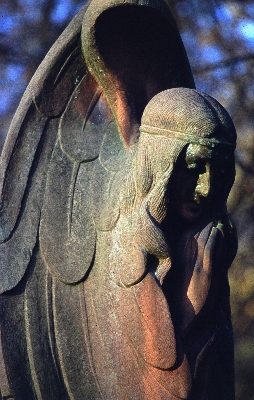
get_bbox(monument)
[0,0,237,399]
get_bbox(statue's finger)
[195,222,213,271]
[203,226,218,275]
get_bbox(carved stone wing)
[0,3,97,292]
[0,1,198,399]
[0,0,195,294]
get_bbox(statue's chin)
[179,201,204,223]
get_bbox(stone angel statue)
[0,0,237,399]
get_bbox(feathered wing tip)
[81,0,195,145]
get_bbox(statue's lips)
[184,200,203,212]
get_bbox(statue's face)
[170,143,234,223]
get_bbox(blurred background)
[0,0,254,398]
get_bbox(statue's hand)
[179,221,220,331]
[188,223,218,310]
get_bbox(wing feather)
[52,278,102,399]
[40,143,96,283]
[24,251,68,399]
[0,4,94,292]
[0,104,48,242]
[0,117,58,293]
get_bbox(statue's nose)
[194,163,211,203]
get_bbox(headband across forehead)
[140,124,235,147]
[140,88,237,149]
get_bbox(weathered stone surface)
[0,1,236,399]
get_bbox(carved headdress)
[140,87,236,148]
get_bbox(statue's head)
[138,88,236,224]
[117,89,236,284]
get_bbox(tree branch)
[193,54,254,74]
